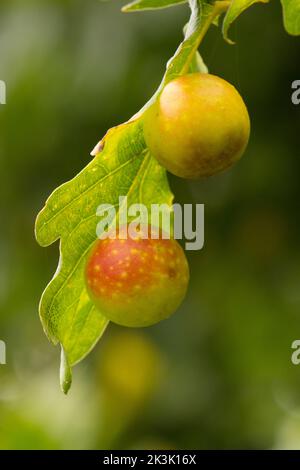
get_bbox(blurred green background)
[1,0,300,450]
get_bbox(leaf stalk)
[182,0,231,74]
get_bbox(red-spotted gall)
[85,225,189,327]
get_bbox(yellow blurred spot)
[99,331,164,410]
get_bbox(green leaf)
[122,0,186,13]
[36,121,172,369]
[281,0,300,35]
[35,0,214,390]
[222,0,269,44]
